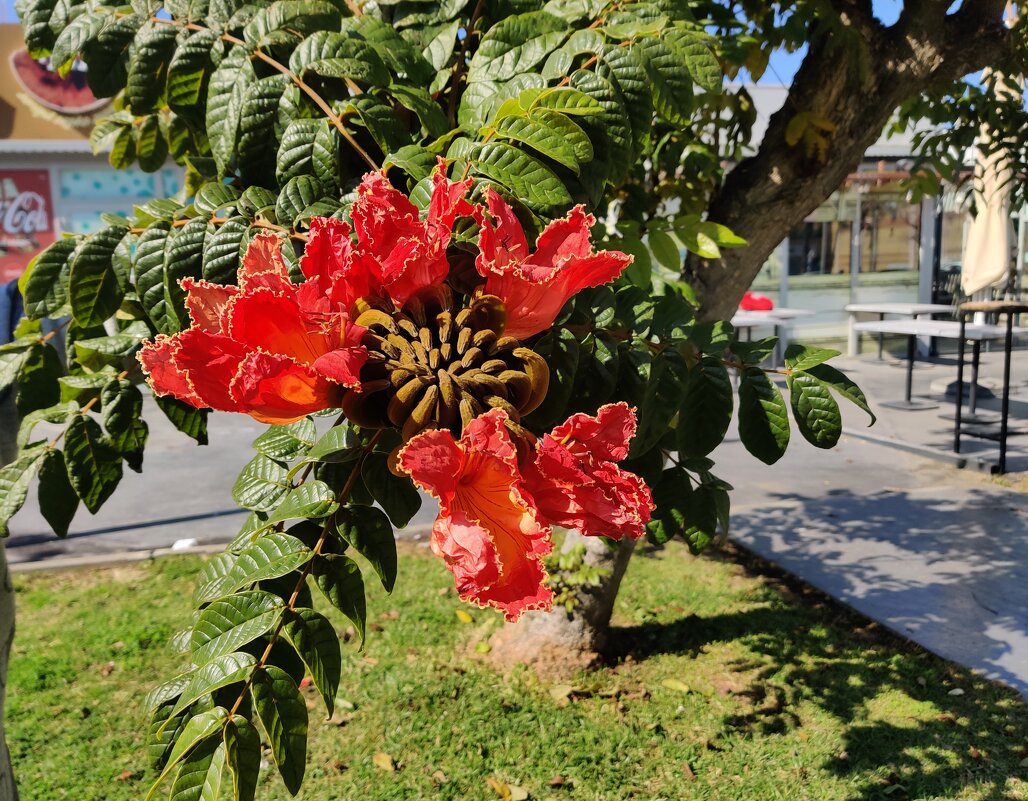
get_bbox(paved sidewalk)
[719,363,1028,697]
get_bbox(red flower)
[397,409,553,622]
[351,161,473,306]
[475,190,634,339]
[523,403,653,541]
[139,233,367,424]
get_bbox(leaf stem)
[146,15,380,171]
[225,427,384,720]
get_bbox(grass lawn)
[7,541,1027,801]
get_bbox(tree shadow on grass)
[610,549,1027,801]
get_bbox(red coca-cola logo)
[1,191,49,235]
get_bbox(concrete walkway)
[720,351,1028,697]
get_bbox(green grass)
[7,542,1027,801]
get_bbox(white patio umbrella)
[961,65,1022,298]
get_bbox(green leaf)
[69,225,129,327]
[805,362,876,424]
[648,229,681,271]
[387,85,448,138]
[305,424,357,463]
[784,344,841,372]
[170,738,227,801]
[489,109,592,172]
[237,74,290,184]
[677,356,733,458]
[467,141,571,214]
[37,449,79,538]
[155,394,209,445]
[233,454,291,512]
[17,401,78,449]
[243,0,341,50]
[166,653,257,723]
[469,11,569,82]
[22,238,77,318]
[265,480,338,525]
[64,415,123,513]
[168,28,220,113]
[136,114,169,172]
[251,666,307,794]
[224,532,312,596]
[50,10,110,75]
[224,715,261,801]
[737,367,790,465]
[134,221,175,333]
[336,505,397,592]
[253,418,317,461]
[125,21,178,114]
[0,446,46,537]
[665,26,720,93]
[146,707,230,801]
[632,351,688,458]
[194,552,240,605]
[361,452,421,528]
[648,467,719,554]
[58,372,111,405]
[636,34,694,126]
[275,176,323,228]
[194,182,242,217]
[202,216,249,285]
[206,45,255,174]
[313,553,366,644]
[282,608,341,716]
[191,590,284,666]
[787,371,842,449]
[101,379,148,471]
[16,342,63,417]
[520,86,605,116]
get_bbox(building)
[741,86,1027,348]
[0,23,180,284]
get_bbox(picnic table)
[852,318,1028,418]
[731,308,816,366]
[845,302,954,358]
[954,301,1028,474]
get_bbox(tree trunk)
[0,391,18,801]
[0,542,16,801]
[688,1,1012,321]
[487,532,636,676]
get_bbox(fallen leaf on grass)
[549,685,573,706]
[548,776,567,787]
[487,777,529,800]
[661,678,691,693]
[456,609,473,624]
[431,769,448,785]
[373,752,396,772]
[947,688,965,696]
[99,662,116,677]
[113,770,139,782]
[682,762,697,782]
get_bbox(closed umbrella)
[961,66,1021,298]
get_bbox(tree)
[682,0,1026,321]
[19,0,1021,796]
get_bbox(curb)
[845,429,998,474]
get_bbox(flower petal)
[476,192,633,339]
[138,335,203,407]
[398,409,553,621]
[239,233,293,293]
[172,328,249,411]
[300,216,377,309]
[310,318,368,388]
[229,351,341,424]
[181,278,237,334]
[524,403,653,541]
[228,287,336,365]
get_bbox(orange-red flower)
[523,403,653,540]
[351,162,473,306]
[475,190,634,339]
[397,408,553,621]
[139,233,367,424]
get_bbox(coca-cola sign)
[0,171,55,283]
